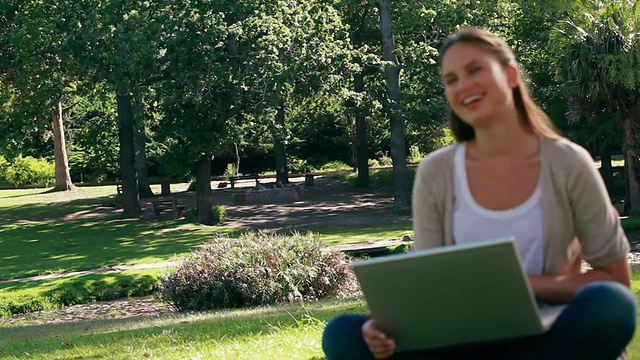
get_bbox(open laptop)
[352,238,564,353]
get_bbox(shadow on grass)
[0,213,243,280]
[2,195,117,220]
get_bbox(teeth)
[463,95,483,105]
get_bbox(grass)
[1,276,640,359]
[298,223,412,245]
[0,180,410,315]
[2,176,640,358]
[0,298,368,359]
[0,268,161,315]
[0,183,410,281]
[0,214,241,280]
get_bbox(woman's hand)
[529,257,631,302]
[362,316,396,359]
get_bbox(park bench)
[229,174,260,188]
[151,199,186,218]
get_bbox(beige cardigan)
[411,137,629,275]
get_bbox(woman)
[322,27,636,360]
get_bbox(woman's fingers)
[362,318,396,359]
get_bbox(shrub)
[4,155,55,187]
[157,232,359,312]
[319,161,351,172]
[0,275,159,316]
[0,296,52,316]
[287,156,311,174]
[0,155,8,183]
[406,145,425,164]
[224,163,238,179]
[184,205,226,224]
[211,205,226,224]
[373,151,393,167]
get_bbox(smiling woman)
[322,27,637,360]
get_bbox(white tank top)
[453,143,545,275]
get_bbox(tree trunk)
[274,101,289,184]
[52,102,73,191]
[379,0,410,214]
[600,146,613,195]
[196,153,213,225]
[354,63,370,188]
[116,91,141,217]
[132,94,154,198]
[234,143,240,176]
[622,117,640,216]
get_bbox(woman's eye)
[469,66,481,74]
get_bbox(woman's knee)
[322,314,371,360]
[573,281,637,334]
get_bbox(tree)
[336,0,382,188]
[1,0,74,190]
[551,0,640,214]
[237,1,351,185]
[52,0,177,216]
[155,0,254,224]
[156,0,350,224]
[52,102,73,190]
[378,0,410,214]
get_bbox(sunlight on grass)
[309,224,413,244]
[0,298,367,359]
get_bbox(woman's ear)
[506,64,519,89]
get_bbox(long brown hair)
[439,27,561,142]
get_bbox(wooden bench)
[151,199,186,218]
[229,174,259,188]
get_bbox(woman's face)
[440,42,518,129]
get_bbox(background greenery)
[1,0,633,183]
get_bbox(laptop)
[352,238,564,353]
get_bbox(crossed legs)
[322,281,637,360]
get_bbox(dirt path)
[140,176,412,230]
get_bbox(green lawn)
[0,298,367,359]
[1,290,639,359]
[0,185,411,281]
[1,183,639,359]
[0,184,409,317]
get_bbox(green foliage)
[0,295,52,316]
[551,0,640,123]
[0,155,8,183]
[224,163,238,180]
[320,161,351,172]
[369,151,393,168]
[211,205,227,224]
[4,155,54,187]
[184,206,197,222]
[157,232,357,312]
[185,205,227,224]
[287,156,312,174]
[0,274,159,316]
[406,145,425,164]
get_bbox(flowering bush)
[157,232,358,311]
